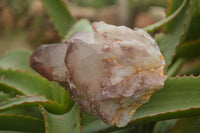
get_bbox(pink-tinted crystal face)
[30,44,68,81]
[30,21,167,127]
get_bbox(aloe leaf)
[81,114,110,133]
[0,131,28,133]
[0,50,35,74]
[1,106,43,120]
[184,11,200,42]
[179,61,200,76]
[104,76,200,132]
[175,39,200,58]
[41,0,75,38]
[171,116,200,133]
[109,127,135,133]
[0,114,44,132]
[197,0,200,13]
[143,0,187,33]
[153,119,177,133]
[131,76,200,122]
[0,92,12,102]
[42,105,80,133]
[63,19,93,41]
[0,69,68,105]
[0,50,72,111]
[0,95,65,113]
[156,0,196,71]
[0,83,21,95]
[81,76,200,132]
[167,58,186,76]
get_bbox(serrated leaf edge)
[0,113,44,121]
[143,0,187,33]
[0,95,64,113]
[168,0,196,68]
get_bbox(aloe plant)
[0,0,200,132]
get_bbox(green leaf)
[0,92,12,102]
[0,95,65,114]
[81,76,200,132]
[143,0,187,33]
[0,50,35,74]
[156,0,196,71]
[167,58,186,76]
[109,127,135,133]
[63,19,93,41]
[131,76,200,123]
[81,114,111,133]
[184,11,200,42]
[0,69,69,107]
[42,104,80,133]
[0,50,72,111]
[153,119,177,133]
[41,0,75,38]
[0,131,28,133]
[175,39,200,58]
[0,114,44,133]
[197,0,200,13]
[179,60,200,76]
[171,116,200,133]
[0,106,43,120]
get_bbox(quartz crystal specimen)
[30,21,167,127]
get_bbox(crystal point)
[30,21,167,127]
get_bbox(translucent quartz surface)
[30,21,166,127]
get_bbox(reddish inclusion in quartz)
[30,21,166,127]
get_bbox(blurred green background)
[0,0,167,56]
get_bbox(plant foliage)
[0,0,200,132]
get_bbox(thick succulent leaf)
[42,105,80,133]
[184,11,200,42]
[0,50,72,111]
[131,76,200,123]
[175,39,200,58]
[81,114,111,133]
[109,127,134,133]
[0,69,69,106]
[153,119,177,133]
[156,0,196,70]
[171,116,200,133]
[0,95,66,114]
[0,92,12,102]
[64,19,93,41]
[81,76,200,132]
[118,76,200,133]
[1,106,43,120]
[41,0,75,38]
[0,114,44,133]
[179,60,200,76]
[143,0,187,33]
[167,58,186,76]
[197,0,200,12]
[0,131,27,133]
[0,50,36,74]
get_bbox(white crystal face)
[30,44,68,81]
[65,22,166,127]
[30,21,167,127]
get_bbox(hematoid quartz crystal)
[30,21,167,127]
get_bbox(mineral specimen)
[30,21,167,127]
